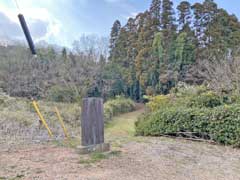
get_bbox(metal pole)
[32,101,53,137]
[18,14,37,55]
[54,107,70,139]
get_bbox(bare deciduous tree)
[199,58,240,94]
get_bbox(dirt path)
[1,107,240,180]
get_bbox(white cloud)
[121,12,138,20]
[0,0,62,44]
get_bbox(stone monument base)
[76,143,110,154]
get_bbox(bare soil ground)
[1,107,240,180]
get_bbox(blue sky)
[0,0,239,47]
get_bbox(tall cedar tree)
[109,20,121,61]
[191,2,204,60]
[135,12,152,99]
[150,0,161,19]
[177,1,196,65]
[177,1,192,32]
[161,0,176,63]
[150,0,162,31]
[125,18,139,99]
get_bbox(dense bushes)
[136,84,240,146]
[146,86,225,111]
[136,105,240,146]
[187,91,222,108]
[104,96,136,121]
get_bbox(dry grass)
[0,92,81,145]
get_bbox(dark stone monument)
[77,98,110,154]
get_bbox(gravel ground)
[1,137,240,180]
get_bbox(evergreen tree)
[205,8,240,59]
[177,1,192,32]
[161,0,176,63]
[202,0,218,48]
[109,20,121,61]
[161,0,175,30]
[192,2,204,60]
[150,0,162,31]
[177,1,196,65]
[125,18,138,99]
[108,27,129,97]
[161,0,176,89]
[150,0,161,19]
[203,0,218,23]
[135,11,152,99]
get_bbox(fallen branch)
[159,134,216,144]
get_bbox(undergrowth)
[136,83,240,147]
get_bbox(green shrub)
[147,89,224,112]
[146,94,190,112]
[46,85,81,103]
[138,84,240,146]
[104,96,136,121]
[146,95,171,112]
[187,91,223,108]
[135,105,240,146]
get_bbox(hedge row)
[135,105,240,146]
[104,96,136,121]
